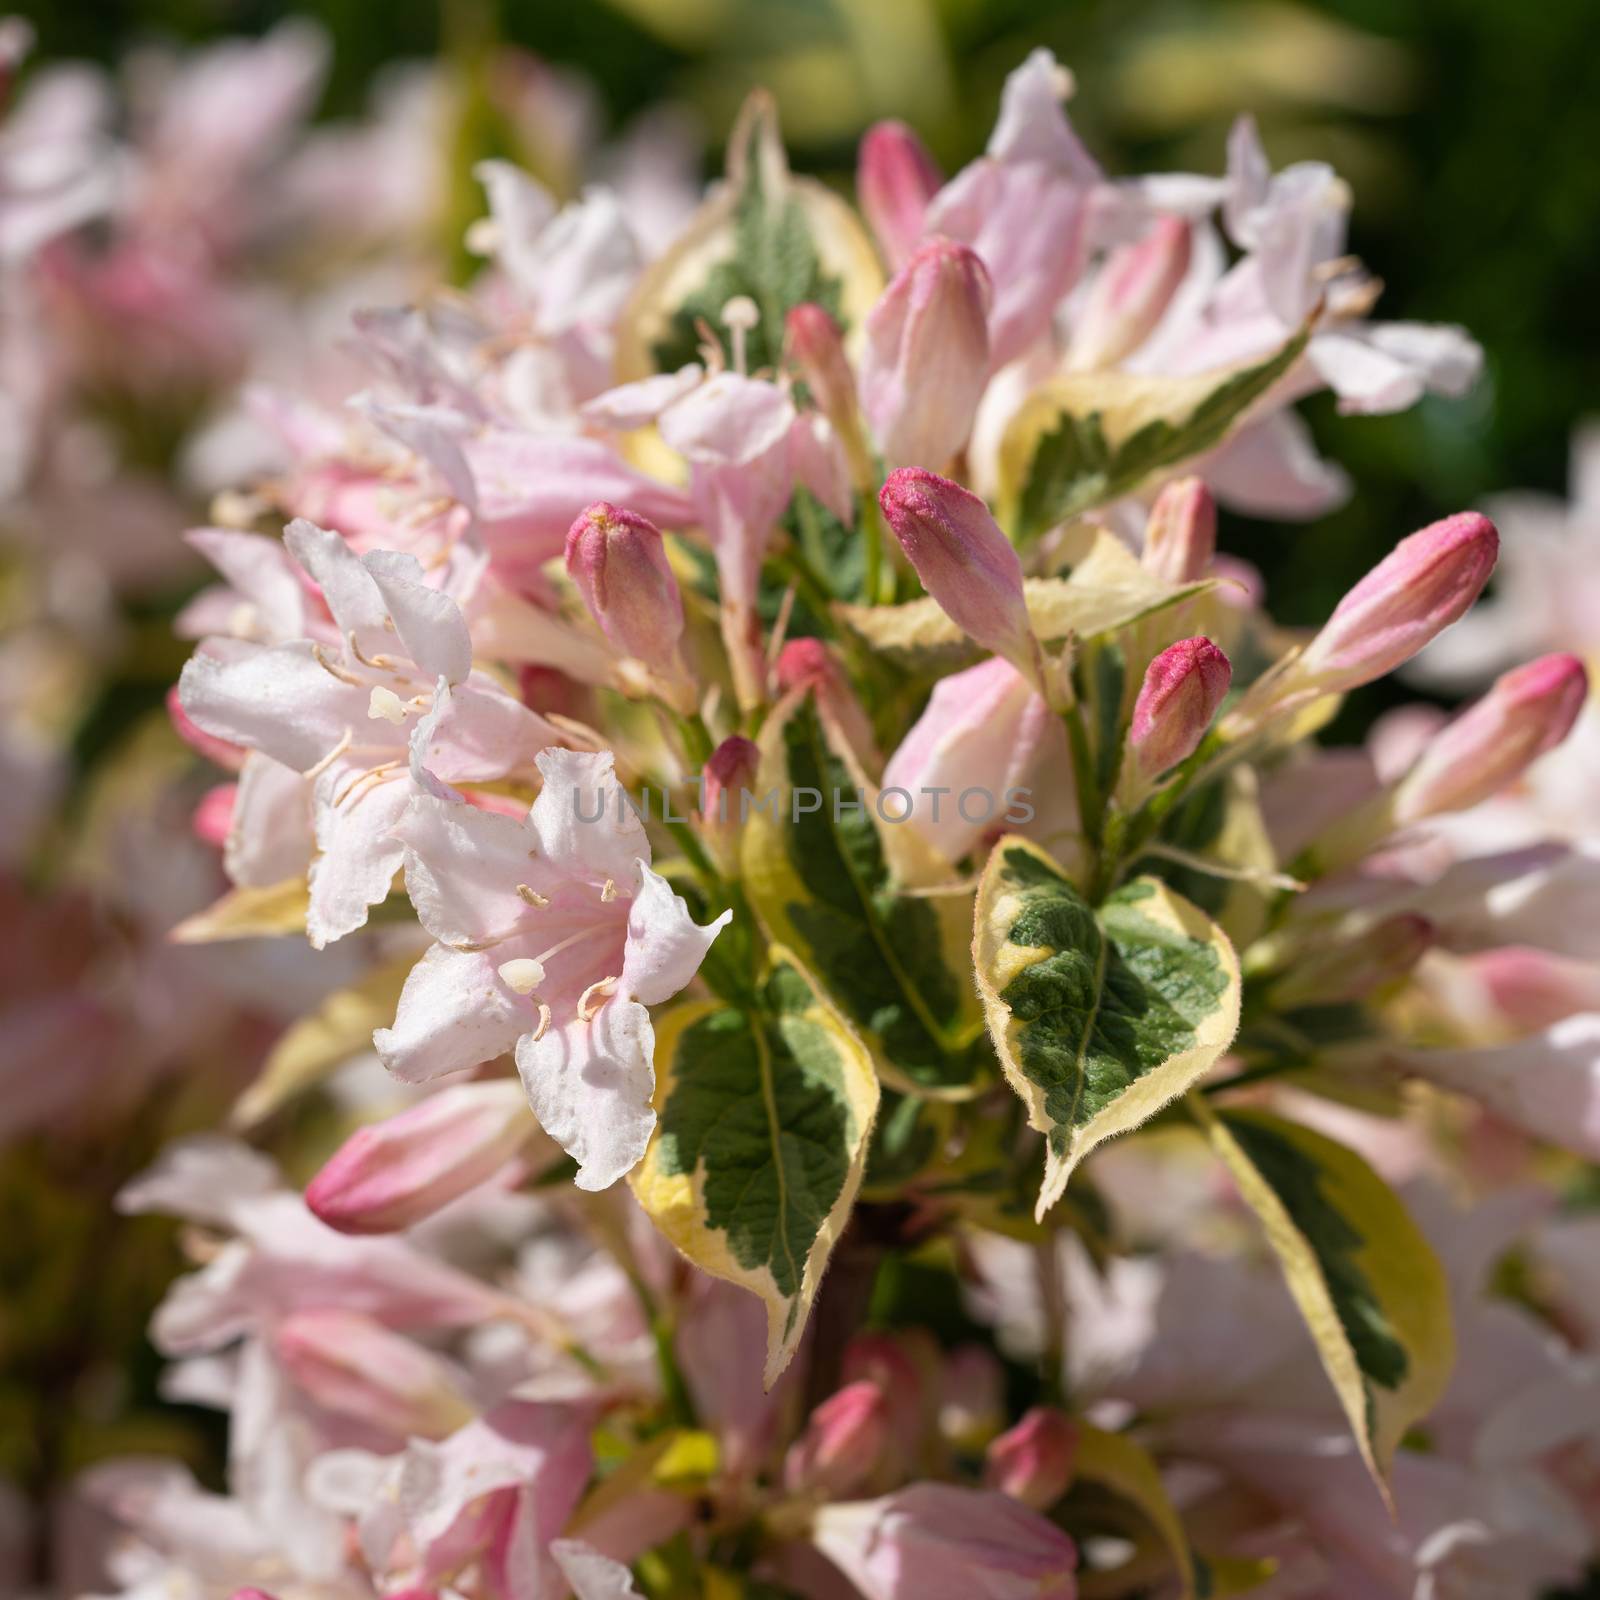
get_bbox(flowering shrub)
[7,22,1600,1600]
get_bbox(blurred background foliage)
[15,0,1600,716]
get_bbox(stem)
[1062,702,1105,877]
[676,710,714,768]
[861,493,890,605]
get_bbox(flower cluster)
[8,25,1600,1600]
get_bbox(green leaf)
[631,949,880,1386]
[1000,322,1315,542]
[1192,1101,1454,1499]
[1073,1423,1197,1600]
[834,524,1215,674]
[973,837,1241,1217]
[614,92,882,381]
[740,690,990,1095]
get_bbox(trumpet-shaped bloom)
[178,519,560,946]
[377,748,729,1190]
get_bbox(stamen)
[578,976,618,1021]
[348,631,399,671]
[312,642,366,687]
[333,759,400,808]
[530,1003,552,1043]
[600,879,617,903]
[301,726,353,780]
[516,883,550,908]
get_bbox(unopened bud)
[984,1406,1078,1510]
[192,783,236,848]
[1393,653,1586,823]
[565,502,685,678]
[861,240,992,470]
[701,734,760,872]
[857,120,943,270]
[1271,913,1434,1009]
[783,1380,890,1497]
[776,638,878,767]
[1069,217,1191,371]
[274,1310,473,1440]
[785,304,857,434]
[878,469,1039,686]
[1127,637,1232,782]
[1297,512,1499,693]
[306,1080,531,1234]
[1141,477,1216,585]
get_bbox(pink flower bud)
[1464,946,1600,1033]
[776,638,878,767]
[191,782,236,848]
[701,735,761,825]
[273,1310,473,1440]
[878,469,1037,681]
[700,734,760,873]
[306,1081,531,1235]
[783,1380,890,1497]
[565,501,685,675]
[1068,217,1191,371]
[1129,637,1232,778]
[1393,653,1587,823]
[1297,512,1499,692]
[861,240,992,469]
[812,1485,1078,1600]
[858,120,943,270]
[984,1406,1079,1510]
[1271,913,1434,1009]
[785,303,858,437]
[1141,477,1216,585]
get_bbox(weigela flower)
[377,749,729,1190]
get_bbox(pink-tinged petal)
[784,1381,890,1497]
[551,1541,643,1600]
[581,365,704,430]
[307,1080,533,1234]
[168,682,248,771]
[882,656,1052,863]
[191,782,235,847]
[376,945,529,1084]
[224,752,311,889]
[117,1134,279,1231]
[274,1310,474,1439]
[985,48,1100,179]
[1068,217,1191,372]
[984,1408,1078,1509]
[1387,1017,1600,1160]
[178,641,367,774]
[530,747,650,883]
[788,413,855,525]
[812,1483,1078,1600]
[307,762,411,949]
[184,526,305,639]
[462,430,695,568]
[394,789,537,949]
[659,370,797,467]
[412,677,561,787]
[516,996,655,1191]
[363,550,473,685]
[1199,410,1351,519]
[858,120,943,270]
[621,863,730,1007]
[284,517,391,647]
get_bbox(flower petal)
[621,862,730,1007]
[516,996,654,1191]
[363,549,473,685]
[530,747,650,882]
[394,788,537,949]
[308,763,411,948]
[375,944,528,1083]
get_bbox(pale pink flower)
[377,748,729,1190]
[178,519,560,946]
